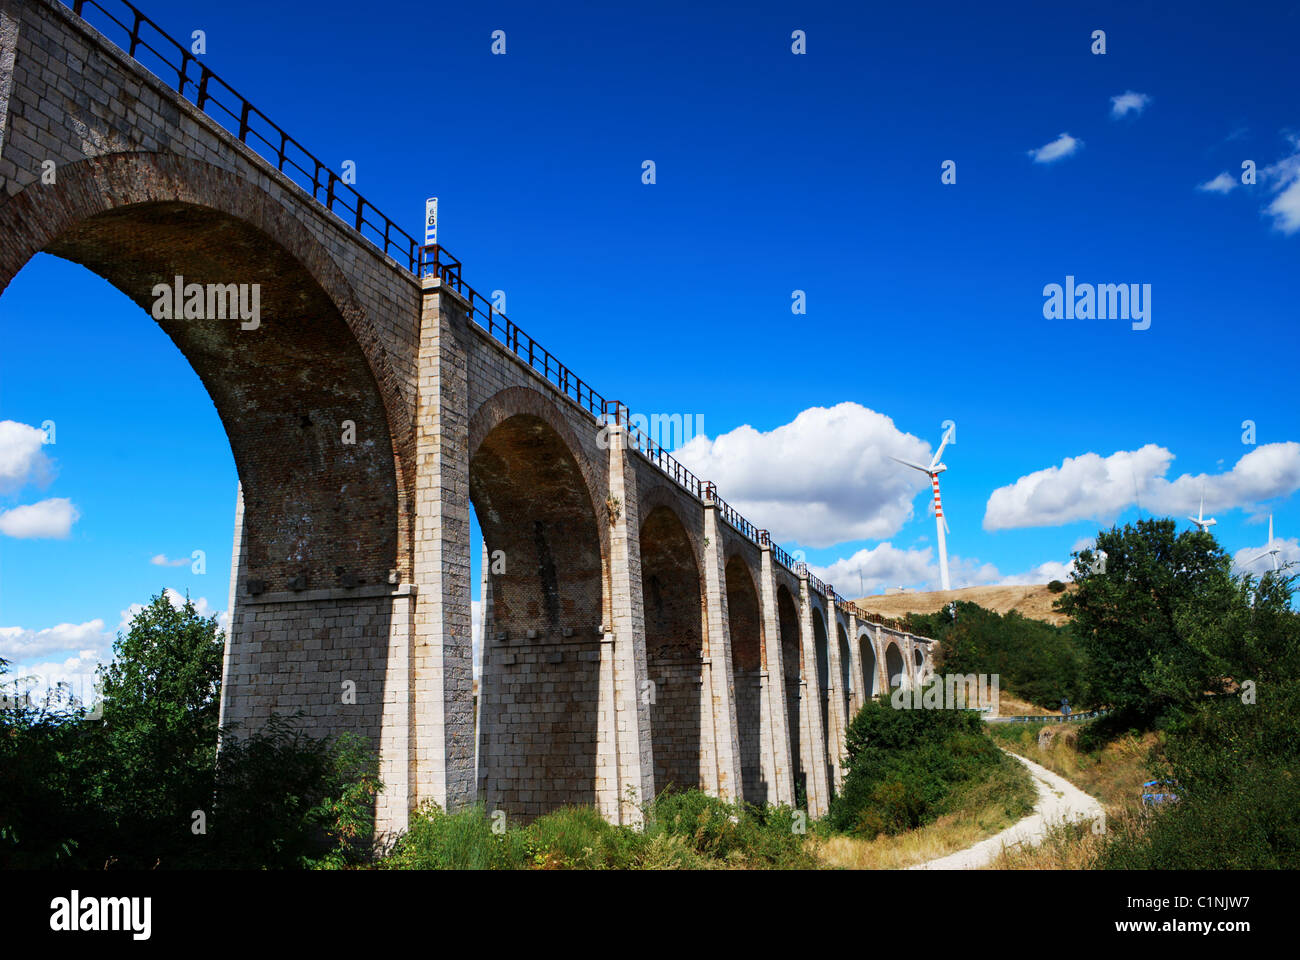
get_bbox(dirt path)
[908,751,1104,870]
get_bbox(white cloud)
[150,553,190,567]
[997,560,1073,586]
[0,497,79,538]
[984,442,1300,530]
[2,649,107,707]
[1028,133,1082,164]
[1196,172,1237,194]
[1110,91,1151,118]
[674,402,935,549]
[810,543,1011,595]
[0,420,52,494]
[1263,137,1300,234]
[985,445,1172,530]
[0,619,108,661]
[1233,536,1300,576]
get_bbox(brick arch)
[836,621,852,716]
[885,641,906,690]
[468,385,610,564]
[0,151,409,588]
[469,389,608,820]
[858,629,879,699]
[776,583,803,802]
[640,504,704,794]
[725,552,767,804]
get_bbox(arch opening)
[726,554,765,805]
[860,633,878,701]
[471,412,605,820]
[837,623,852,718]
[640,505,705,795]
[811,608,833,795]
[886,642,906,691]
[776,584,804,804]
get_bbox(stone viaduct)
[0,0,936,833]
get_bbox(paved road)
[908,750,1105,870]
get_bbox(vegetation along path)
[908,751,1104,870]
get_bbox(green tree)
[88,591,225,866]
[1056,519,1234,724]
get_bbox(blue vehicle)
[1141,780,1180,806]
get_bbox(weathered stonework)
[0,0,935,837]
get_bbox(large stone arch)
[859,630,879,700]
[810,605,833,794]
[0,151,412,588]
[885,641,906,691]
[725,552,766,805]
[776,583,804,803]
[469,390,607,820]
[639,503,705,794]
[836,621,852,719]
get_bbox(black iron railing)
[64,0,422,270]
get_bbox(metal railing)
[59,0,914,608]
[64,0,423,271]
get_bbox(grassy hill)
[854,584,1071,626]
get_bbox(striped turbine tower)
[891,425,955,591]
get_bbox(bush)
[644,788,815,868]
[1099,680,1300,869]
[383,803,531,870]
[828,698,1009,837]
[1047,580,1066,593]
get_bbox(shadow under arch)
[0,152,411,588]
[640,504,704,795]
[775,583,804,804]
[725,553,766,805]
[470,400,606,821]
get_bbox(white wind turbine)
[1250,513,1282,573]
[891,425,955,592]
[1189,487,1217,534]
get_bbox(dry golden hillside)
[853,583,1072,627]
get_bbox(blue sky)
[3,0,1300,691]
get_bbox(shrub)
[828,698,1008,837]
[1099,680,1300,869]
[383,803,530,870]
[1047,580,1066,593]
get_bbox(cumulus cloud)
[984,442,1300,531]
[1233,536,1300,576]
[674,402,935,549]
[2,649,107,707]
[0,420,53,494]
[0,619,108,661]
[1110,91,1151,118]
[1028,133,1082,164]
[1263,136,1300,234]
[1196,172,1237,194]
[0,497,79,538]
[808,543,1056,595]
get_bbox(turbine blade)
[931,428,953,469]
[890,456,931,473]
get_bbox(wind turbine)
[1189,488,1217,534]
[891,425,955,592]
[1250,514,1281,573]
